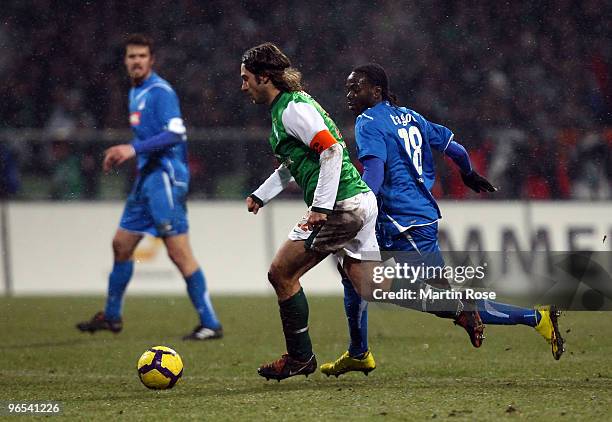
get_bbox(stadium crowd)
[0,0,610,200]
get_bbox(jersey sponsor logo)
[130,111,141,126]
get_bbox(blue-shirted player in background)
[321,63,564,376]
[77,34,222,341]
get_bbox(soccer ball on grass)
[137,346,183,389]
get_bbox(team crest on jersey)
[130,111,141,126]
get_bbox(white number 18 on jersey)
[398,126,423,175]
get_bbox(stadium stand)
[0,0,610,199]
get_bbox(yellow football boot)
[535,305,565,360]
[320,350,376,377]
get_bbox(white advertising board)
[6,201,612,295]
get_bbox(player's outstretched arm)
[444,140,497,193]
[132,130,183,154]
[247,164,294,214]
[103,124,184,172]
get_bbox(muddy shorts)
[288,191,381,261]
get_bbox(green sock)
[279,287,313,361]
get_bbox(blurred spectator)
[487,129,529,199]
[569,132,611,200]
[0,0,610,200]
[45,88,95,136]
[50,139,83,200]
[0,143,19,198]
[80,145,100,199]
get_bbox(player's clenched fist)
[305,210,327,230]
[460,170,498,193]
[246,195,261,214]
[299,210,327,231]
[103,144,136,172]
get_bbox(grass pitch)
[2,296,612,420]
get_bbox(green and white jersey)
[268,91,369,207]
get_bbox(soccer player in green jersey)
[241,43,484,381]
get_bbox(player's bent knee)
[112,238,133,261]
[267,268,279,287]
[267,263,289,289]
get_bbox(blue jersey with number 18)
[354,100,454,237]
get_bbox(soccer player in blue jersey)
[321,63,564,376]
[76,34,222,340]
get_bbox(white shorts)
[288,191,381,261]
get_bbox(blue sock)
[342,278,369,357]
[104,261,134,321]
[185,268,220,329]
[477,299,541,327]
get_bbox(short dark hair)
[125,33,154,55]
[242,42,303,92]
[352,63,398,105]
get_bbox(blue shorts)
[119,170,189,237]
[379,222,445,269]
